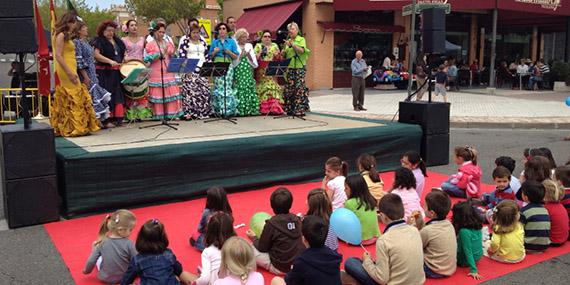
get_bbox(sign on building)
[198,19,212,45]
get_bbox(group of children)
[82,146,570,285]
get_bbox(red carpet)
[44,171,570,285]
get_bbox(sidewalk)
[309,88,570,129]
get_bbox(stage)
[55,113,421,217]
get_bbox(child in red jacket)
[440,146,482,198]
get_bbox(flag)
[34,0,50,97]
[67,0,76,13]
[49,0,59,86]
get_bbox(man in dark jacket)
[247,187,305,274]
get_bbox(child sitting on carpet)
[542,179,568,246]
[517,155,551,201]
[487,200,525,263]
[121,219,192,285]
[520,181,551,252]
[322,157,348,210]
[556,166,570,241]
[401,151,427,197]
[213,237,264,285]
[344,194,425,285]
[440,146,482,198]
[83,209,137,284]
[412,190,457,279]
[188,212,236,285]
[390,168,424,220]
[452,201,484,280]
[272,215,342,285]
[190,186,234,251]
[306,188,338,251]
[495,156,521,194]
[246,187,305,275]
[344,175,381,245]
[356,154,385,203]
[482,166,516,223]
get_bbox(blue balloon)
[566,96,570,107]
[330,208,362,245]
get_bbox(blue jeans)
[441,182,466,198]
[528,76,542,89]
[424,264,447,279]
[344,258,379,285]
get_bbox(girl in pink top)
[440,146,482,198]
[322,157,348,210]
[214,237,264,285]
[390,168,424,220]
[401,151,428,198]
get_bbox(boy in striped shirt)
[520,181,551,252]
[555,166,570,241]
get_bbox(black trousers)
[351,76,365,108]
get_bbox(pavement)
[310,88,570,129]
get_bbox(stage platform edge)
[55,114,422,217]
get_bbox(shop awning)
[498,0,570,16]
[236,1,303,35]
[333,0,570,16]
[333,0,495,11]
[318,21,405,33]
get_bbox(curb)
[313,111,570,130]
[450,122,570,130]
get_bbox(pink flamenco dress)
[144,39,182,120]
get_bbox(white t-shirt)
[195,245,221,285]
[213,272,264,285]
[234,43,258,68]
[328,176,347,210]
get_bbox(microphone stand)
[141,37,178,130]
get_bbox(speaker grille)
[0,18,38,54]
[4,175,59,228]
[0,0,34,18]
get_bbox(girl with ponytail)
[322,157,349,210]
[401,151,428,197]
[357,153,385,202]
[84,209,137,284]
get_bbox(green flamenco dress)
[234,48,260,116]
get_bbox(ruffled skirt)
[49,84,100,137]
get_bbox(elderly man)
[351,50,369,111]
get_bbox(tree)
[37,0,114,37]
[126,0,204,34]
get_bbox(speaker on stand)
[0,0,59,228]
[398,101,450,167]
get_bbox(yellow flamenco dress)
[49,39,100,137]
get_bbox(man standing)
[227,16,236,37]
[351,50,368,111]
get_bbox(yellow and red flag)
[34,0,50,96]
[49,0,59,85]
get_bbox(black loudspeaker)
[0,123,56,180]
[0,0,37,54]
[399,101,450,166]
[0,0,34,17]
[398,101,450,135]
[1,123,59,228]
[422,30,446,54]
[422,8,446,54]
[422,133,450,166]
[3,175,58,228]
[422,8,446,31]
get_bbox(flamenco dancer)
[254,30,284,115]
[209,22,239,117]
[177,22,213,119]
[282,22,310,116]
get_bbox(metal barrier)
[0,88,49,124]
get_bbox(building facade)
[225,0,570,89]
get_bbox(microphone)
[276,30,289,35]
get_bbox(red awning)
[333,0,495,11]
[498,0,570,16]
[236,1,303,35]
[333,0,570,16]
[318,21,405,33]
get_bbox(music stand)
[271,59,305,120]
[140,57,198,130]
[200,62,236,124]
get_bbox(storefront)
[225,0,570,89]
